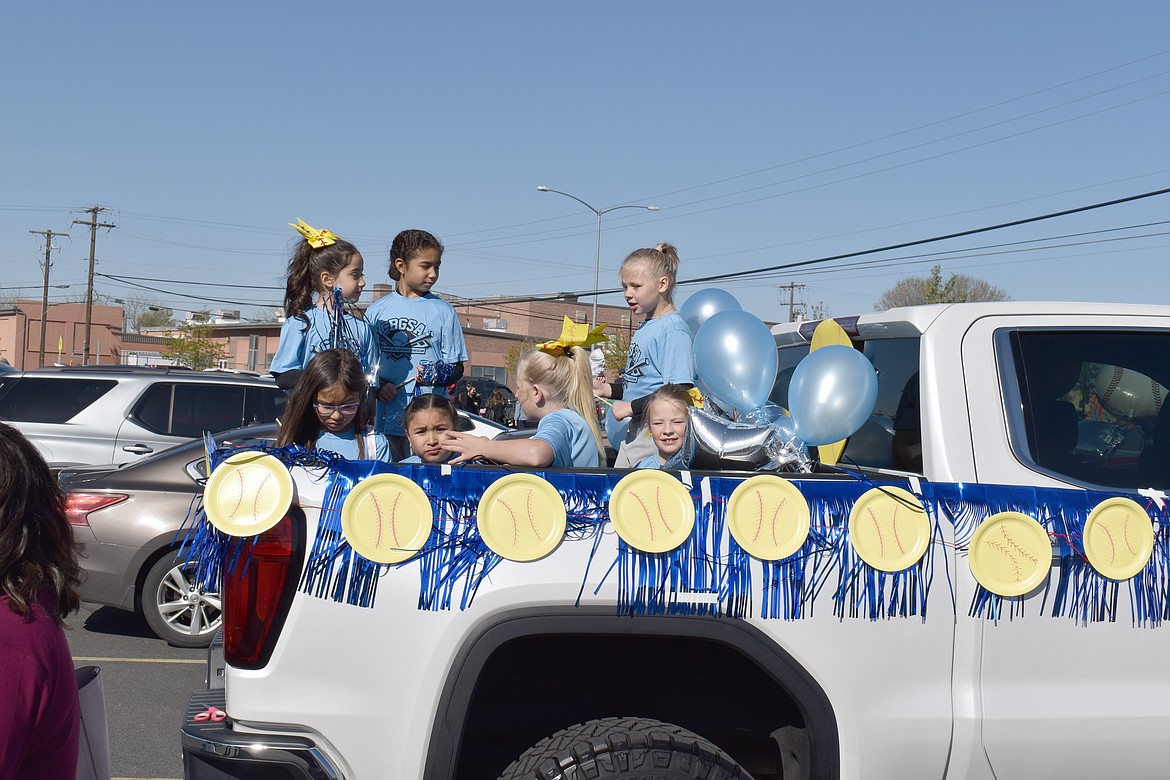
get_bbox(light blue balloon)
[679,288,742,337]
[692,310,778,414]
[787,345,879,447]
[694,375,734,419]
[604,406,629,448]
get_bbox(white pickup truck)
[181,301,1170,780]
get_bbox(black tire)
[498,716,751,780]
[141,550,222,648]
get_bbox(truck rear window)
[0,377,117,423]
[770,336,921,471]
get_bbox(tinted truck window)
[0,378,117,423]
[1006,329,1170,489]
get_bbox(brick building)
[0,300,123,369]
[1,291,637,389]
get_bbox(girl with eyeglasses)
[276,349,391,461]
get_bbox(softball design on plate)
[1082,497,1154,581]
[204,451,294,537]
[476,474,567,562]
[342,474,433,564]
[968,511,1051,597]
[608,470,696,554]
[726,475,810,561]
[847,486,930,572]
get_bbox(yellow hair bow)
[687,387,705,409]
[536,316,609,357]
[288,218,339,249]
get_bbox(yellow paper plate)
[476,474,567,562]
[968,511,1051,597]
[1083,497,1154,581]
[204,451,293,537]
[341,474,433,564]
[608,470,695,554]
[726,475,810,560]
[847,486,930,572]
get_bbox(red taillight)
[223,511,302,669]
[64,493,129,526]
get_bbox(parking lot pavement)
[66,602,205,780]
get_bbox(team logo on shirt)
[375,318,435,361]
[307,328,362,359]
[624,343,647,383]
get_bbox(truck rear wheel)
[497,716,750,780]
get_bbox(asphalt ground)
[65,601,206,780]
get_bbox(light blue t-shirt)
[623,311,694,402]
[366,291,468,436]
[398,452,454,465]
[533,408,601,468]
[635,453,661,469]
[270,306,378,376]
[315,428,392,462]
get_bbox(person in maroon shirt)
[0,422,82,780]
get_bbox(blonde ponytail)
[518,346,606,464]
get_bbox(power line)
[80,187,1170,317]
[676,186,1170,288]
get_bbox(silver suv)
[0,365,286,468]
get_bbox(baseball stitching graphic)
[223,466,273,528]
[367,490,403,551]
[497,489,542,549]
[629,487,675,544]
[752,490,787,547]
[984,522,1040,583]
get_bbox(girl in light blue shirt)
[593,243,695,467]
[270,219,377,392]
[366,229,468,460]
[442,343,605,469]
[275,349,391,462]
[635,384,694,470]
[399,395,459,464]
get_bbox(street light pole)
[537,186,658,327]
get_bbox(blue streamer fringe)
[183,443,1170,626]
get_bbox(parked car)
[61,412,510,647]
[0,365,286,469]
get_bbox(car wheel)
[497,717,750,780]
[141,551,222,648]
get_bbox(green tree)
[161,323,226,370]
[504,340,536,381]
[600,331,630,378]
[874,264,1010,311]
[122,295,175,332]
[135,306,175,331]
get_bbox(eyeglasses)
[313,402,361,415]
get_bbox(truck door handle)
[123,444,154,455]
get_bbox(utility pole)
[778,282,807,322]
[29,229,70,368]
[72,206,115,365]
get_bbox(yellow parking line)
[73,656,204,665]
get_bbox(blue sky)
[3,2,1168,325]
